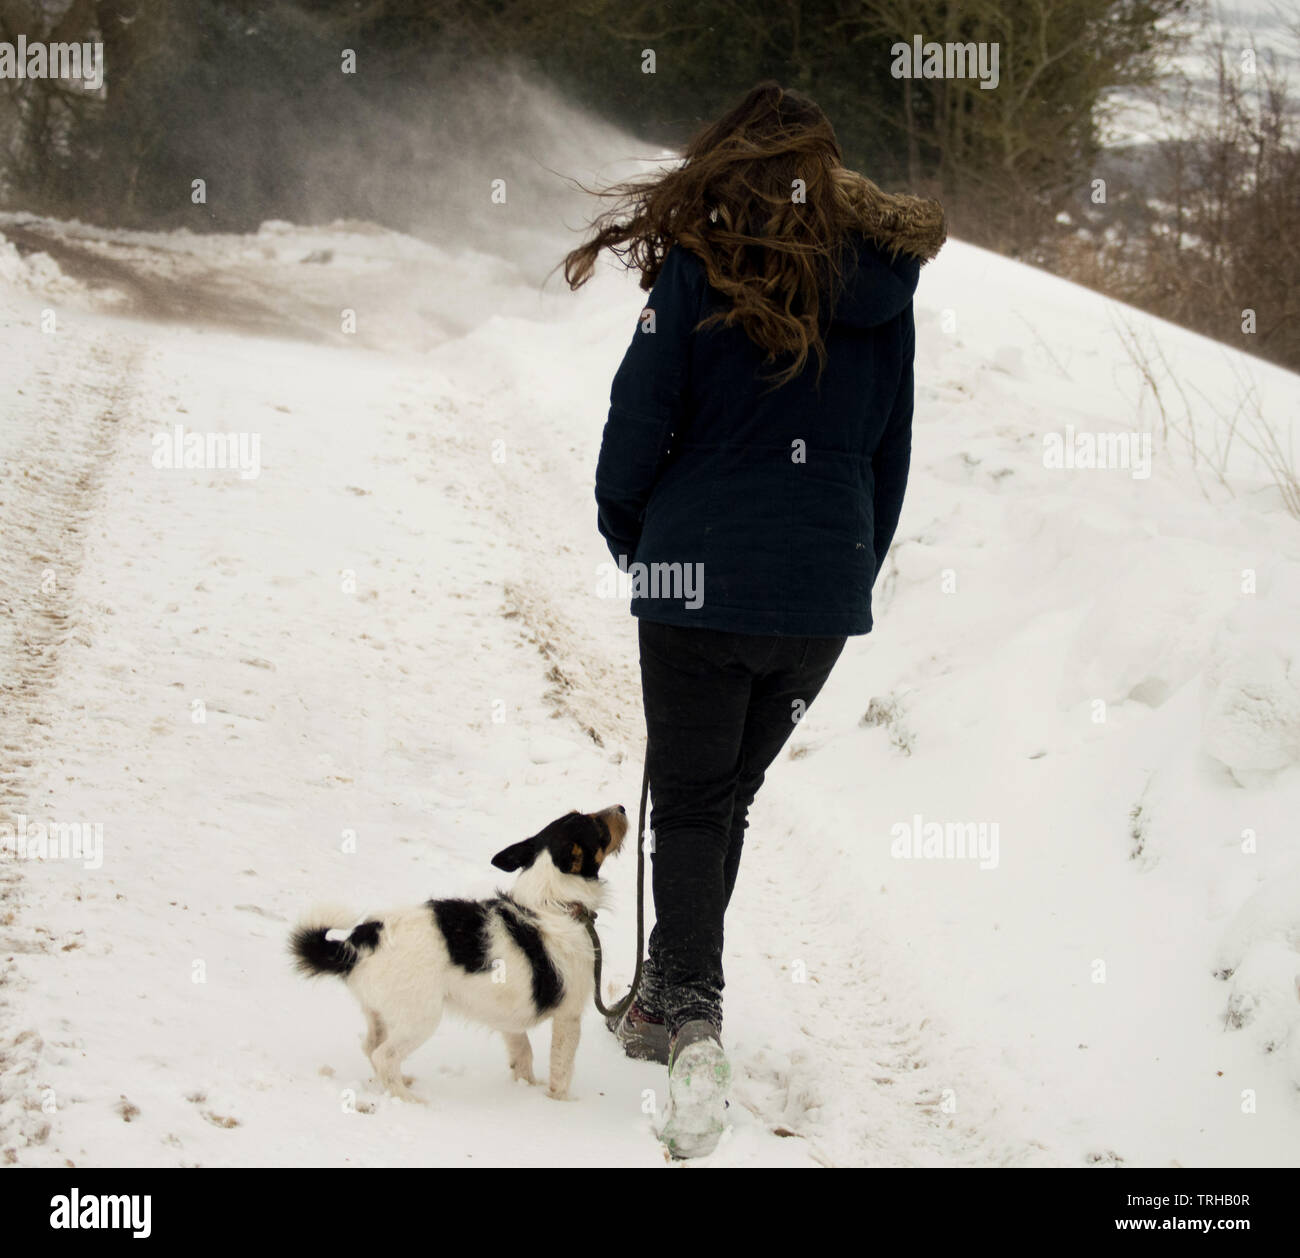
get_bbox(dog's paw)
[388,1090,428,1106]
[546,1087,578,1102]
[379,1077,428,1105]
[512,1070,539,1086]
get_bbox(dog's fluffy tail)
[289,904,380,979]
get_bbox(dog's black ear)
[491,839,537,872]
[544,813,603,877]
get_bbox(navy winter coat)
[595,233,921,636]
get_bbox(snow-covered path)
[0,261,983,1167]
[1,209,1299,1167]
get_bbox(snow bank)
[1201,564,1300,785]
[1060,540,1236,711]
[0,236,75,295]
[1217,872,1300,1088]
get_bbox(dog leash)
[573,750,649,1020]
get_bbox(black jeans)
[635,619,847,1037]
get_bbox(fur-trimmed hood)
[832,167,946,329]
[835,166,947,264]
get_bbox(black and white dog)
[289,805,627,1102]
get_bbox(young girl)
[564,81,945,1157]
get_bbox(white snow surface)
[1,159,1299,1169]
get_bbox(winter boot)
[661,1019,730,1159]
[607,951,671,1064]
[606,999,670,1065]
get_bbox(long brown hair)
[564,81,946,389]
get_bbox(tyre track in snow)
[0,315,147,1161]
